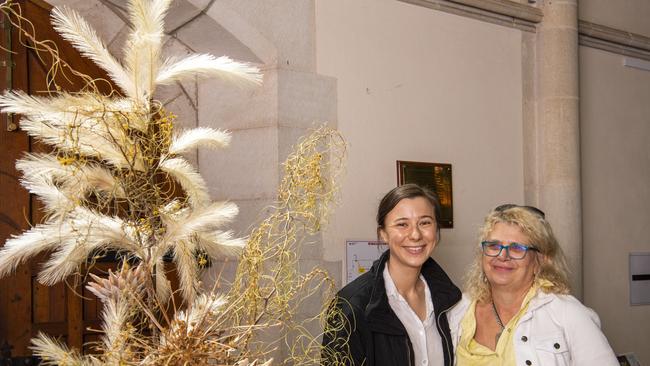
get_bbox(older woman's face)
[482,222,539,293]
[380,197,438,273]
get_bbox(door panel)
[0,0,35,356]
[0,0,116,357]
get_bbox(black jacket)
[322,250,461,366]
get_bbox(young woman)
[322,184,461,366]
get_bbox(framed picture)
[396,160,453,228]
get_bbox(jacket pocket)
[534,332,570,366]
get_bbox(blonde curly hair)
[465,205,571,302]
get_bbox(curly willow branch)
[0,1,118,96]
[225,126,347,363]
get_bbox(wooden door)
[0,0,116,357]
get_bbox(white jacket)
[448,292,619,366]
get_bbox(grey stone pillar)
[528,0,582,298]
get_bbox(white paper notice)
[346,240,389,284]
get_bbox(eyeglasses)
[481,240,539,259]
[494,203,545,219]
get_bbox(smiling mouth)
[403,246,426,254]
[492,265,514,271]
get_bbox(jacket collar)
[518,289,555,322]
[364,250,461,335]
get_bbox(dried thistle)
[86,264,147,303]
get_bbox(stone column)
[529,0,582,297]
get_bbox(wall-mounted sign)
[346,240,388,284]
[630,252,650,305]
[396,160,453,228]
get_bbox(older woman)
[322,184,461,366]
[450,204,618,366]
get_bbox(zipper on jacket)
[437,307,453,366]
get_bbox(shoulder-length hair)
[465,205,571,302]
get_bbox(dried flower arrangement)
[0,0,346,364]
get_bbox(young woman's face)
[482,222,539,292]
[379,197,438,273]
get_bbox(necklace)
[491,299,505,345]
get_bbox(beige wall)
[580,0,650,36]
[316,0,525,285]
[580,46,650,365]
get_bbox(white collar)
[383,266,435,319]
